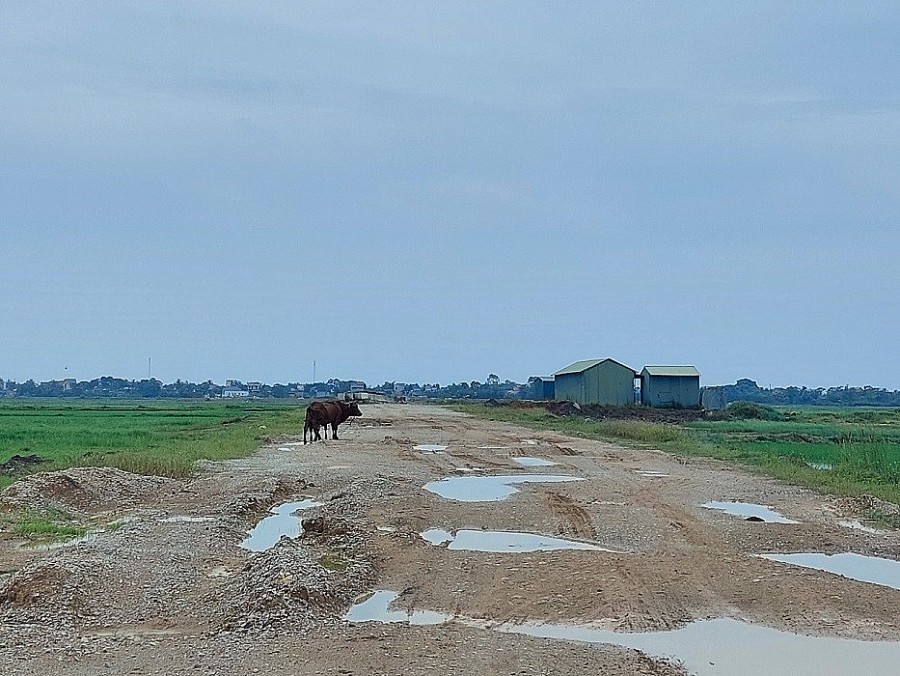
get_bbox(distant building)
[553,359,637,406]
[222,386,249,398]
[349,380,366,392]
[640,366,701,408]
[247,381,262,393]
[701,385,727,410]
[531,376,555,400]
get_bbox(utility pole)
[313,360,316,383]
[148,357,152,379]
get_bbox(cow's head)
[346,401,362,417]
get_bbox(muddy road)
[2,404,900,675]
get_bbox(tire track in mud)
[545,492,595,538]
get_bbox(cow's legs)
[331,422,339,439]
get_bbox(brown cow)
[303,400,362,444]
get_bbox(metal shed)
[553,359,637,406]
[640,366,701,408]
[530,376,555,400]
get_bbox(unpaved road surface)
[2,404,899,675]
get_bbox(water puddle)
[415,444,448,452]
[637,470,669,478]
[160,515,215,523]
[512,457,557,467]
[760,552,900,590]
[838,519,882,534]
[521,439,539,446]
[478,445,510,450]
[496,617,900,675]
[424,474,584,502]
[23,533,98,551]
[240,499,322,552]
[376,525,397,533]
[420,528,620,553]
[344,590,450,625]
[703,501,798,524]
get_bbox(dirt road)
[2,404,899,675]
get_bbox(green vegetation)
[0,400,306,489]
[318,553,348,572]
[455,403,900,506]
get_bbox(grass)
[318,553,348,572]
[0,399,307,489]
[454,402,900,507]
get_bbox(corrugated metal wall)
[642,375,700,408]
[555,362,634,405]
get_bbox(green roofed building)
[553,358,637,406]
[640,366,701,408]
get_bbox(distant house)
[349,380,366,392]
[531,376,555,400]
[553,359,637,406]
[640,366,701,408]
[247,381,262,393]
[222,386,249,398]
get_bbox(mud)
[1,403,899,675]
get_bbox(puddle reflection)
[760,552,900,590]
[424,474,583,502]
[703,501,798,524]
[240,499,322,552]
[420,528,620,553]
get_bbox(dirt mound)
[0,454,44,475]
[220,518,375,633]
[0,559,103,628]
[1,467,176,516]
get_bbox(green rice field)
[0,400,306,490]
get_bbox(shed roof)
[554,358,636,377]
[641,366,700,377]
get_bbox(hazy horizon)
[2,3,898,389]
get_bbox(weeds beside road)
[455,402,900,512]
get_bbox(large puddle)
[344,591,900,673]
[240,499,322,552]
[512,456,557,467]
[497,617,900,675]
[760,552,900,590]
[420,528,619,553]
[702,501,798,524]
[423,474,583,502]
[344,590,449,625]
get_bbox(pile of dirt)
[0,454,43,476]
[0,559,104,627]
[1,467,176,516]
[220,516,375,633]
[503,400,705,423]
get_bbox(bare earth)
[2,403,899,675]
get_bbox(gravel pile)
[0,557,106,628]
[220,515,375,633]
[1,468,176,516]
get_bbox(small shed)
[553,358,637,406]
[531,376,555,400]
[641,366,700,408]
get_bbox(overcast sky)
[1,2,898,388]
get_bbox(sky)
[1,1,898,388]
